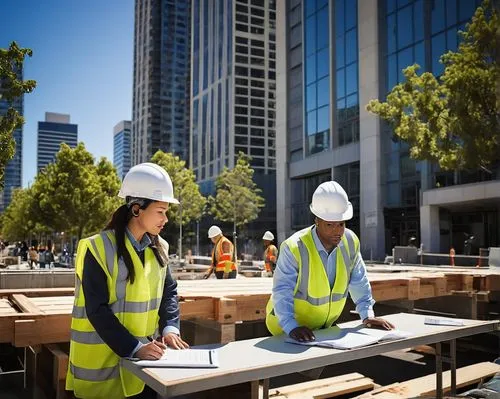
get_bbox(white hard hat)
[208,225,222,238]
[118,163,179,204]
[310,181,353,221]
[262,231,274,240]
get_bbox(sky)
[0,0,134,187]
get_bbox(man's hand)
[135,340,166,360]
[363,317,395,330]
[289,326,315,342]
[203,269,213,279]
[161,333,190,350]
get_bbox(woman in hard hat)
[262,231,278,276]
[67,163,189,399]
[266,181,395,342]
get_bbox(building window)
[336,0,359,147]
[304,0,330,156]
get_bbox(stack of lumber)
[269,373,374,399]
[0,266,498,347]
[356,362,500,398]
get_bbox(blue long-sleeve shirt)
[82,229,180,358]
[272,226,375,335]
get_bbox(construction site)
[0,250,499,399]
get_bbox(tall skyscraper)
[37,112,78,172]
[0,75,23,213]
[190,0,277,234]
[132,0,191,165]
[276,0,498,259]
[113,120,132,180]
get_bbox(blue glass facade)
[37,121,78,172]
[304,0,330,155]
[335,0,359,146]
[113,121,131,180]
[383,0,482,249]
[132,0,190,164]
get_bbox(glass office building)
[277,0,498,259]
[132,0,191,164]
[190,0,277,238]
[37,113,78,172]
[113,120,132,180]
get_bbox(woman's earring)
[132,209,140,217]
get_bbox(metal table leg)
[450,339,457,396]
[435,342,443,399]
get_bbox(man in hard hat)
[266,181,394,342]
[262,231,278,276]
[204,225,237,279]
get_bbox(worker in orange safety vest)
[204,225,237,279]
[262,231,278,276]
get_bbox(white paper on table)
[132,349,219,368]
[285,328,413,350]
[424,317,465,326]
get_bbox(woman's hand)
[161,332,190,349]
[135,340,166,360]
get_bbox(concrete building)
[190,0,277,238]
[276,0,498,259]
[132,0,191,164]
[37,113,78,172]
[113,120,132,180]
[0,72,23,212]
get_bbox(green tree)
[32,143,121,240]
[0,42,36,187]
[209,152,265,253]
[1,187,36,241]
[151,151,207,226]
[367,1,499,171]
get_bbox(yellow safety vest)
[66,230,168,398]
[266,226,359,335]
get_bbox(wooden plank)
[14,315,71,347]
[0,287,74,298]
[179,298,215,319]
[274,378,375,399]
[358,362,500,397]
[11,294,45,315]
[216,298,238,324]
[269,373,367,396]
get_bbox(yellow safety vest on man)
[212,236,237,273]
[266,226,359,335]
[66,231,167,398]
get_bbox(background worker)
[204,225,237,279]
[266,181,394,342]
[262,231,278,276]
[66,163,189,399]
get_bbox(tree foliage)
[367,1,499,170]
[1,187,37,241]
[31,143,121,240]
[209,152,265,228]
[151,150,206,226]
[0,41,37,187]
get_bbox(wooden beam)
[11,294,45,315]
[14,314,71,347]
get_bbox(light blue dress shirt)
[272,226,375,335]
[126,229,179,357]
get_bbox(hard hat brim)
[118,189,180,204]
[309,202,353,222]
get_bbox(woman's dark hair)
[104,199,169,283]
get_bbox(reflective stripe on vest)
[266,227,359,335]
[67,231,168,398]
